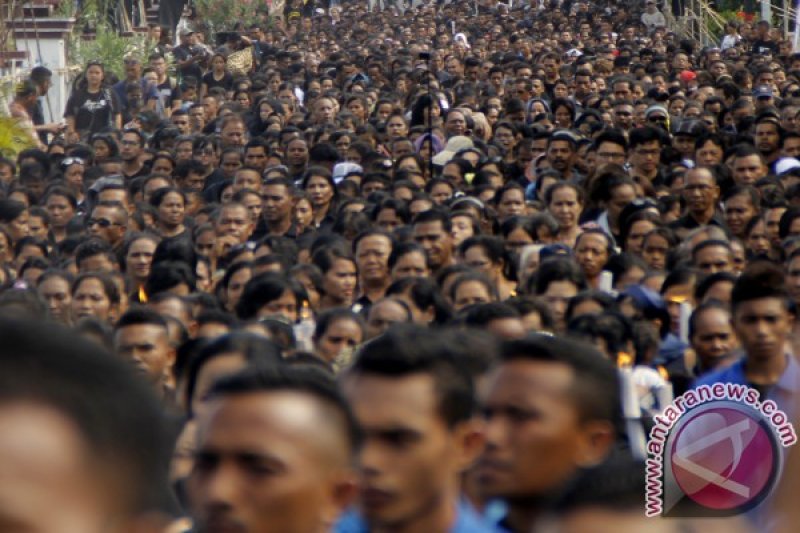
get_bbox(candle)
[679,301,692,344]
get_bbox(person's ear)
[452,418,487,472]
[574,420,616,468]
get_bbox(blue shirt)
[335,500,499,533]
[693,354,800,423]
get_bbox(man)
[689,301,739,376]
[612,101,635,131]
[593,129,628,169]
[353,230,393,313]
[172,29,206,86]
[691,239,735,275]
[148,52,181,117]
[627,126,663,187]
[75,238,119,272]
[413,209,455,274]
[641,0,666,31]
[754,116,783,168]
[215,202,254,244]
[244,138,271,173]
[340,326,491,533]
[546,131,580,181]
[113,307,175,397]
[113,56,158,115]
[87,201,128,249]
[258,177,297,238]
[286,138,310,180]
[119,129,148,179]
[731,144,769,186]
[171,109,192,135]
[220,115,248,148]
[444,109,469,138]
[669,166,726,237]
[0,318,172,532]
[695,261,800,416]
[28,66,61,144]
[189,366,359,533]
[781,131,800,158]
[479,334,619,532]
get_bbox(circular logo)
[670,404,780,512]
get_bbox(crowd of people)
[2,0,800,530]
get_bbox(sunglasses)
[61,157,85,167]
[86,218,120,228]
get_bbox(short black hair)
[731,261,790,312]
[500,334,622,428]
[348,324,476,427]
[0,318,172,514]
[115,305,168,331]
[210,365,361,453]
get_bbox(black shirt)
[64,87,120,138]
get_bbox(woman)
[37,269,74,324]
[574,229,613,289]
[64,61,121,142]
[551,98,577,129]
[42,187,76,244]
[312,308,365,365]
[151,153,176,176]
[200,53,234,99]
[293,192,315,234]
[494,183,526,222]
[450,211,481,248]
[0,200,30,244]
[218,261,253,313]
[459,235,517,300]
[450,272,498,312]
[388,242,430,281]
[302,167,338,230]
[122,233,161,292]
[236,272,305,323]
[91,134,119,163]
[385,277,451,325]
[641,227,678,271]
[150,187,188,239]
[426,179,454,206]
[71,272,120,323]
[312,247,358,311]
[545,183,584,247]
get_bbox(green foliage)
[69,27,148,80]
[194,0,271,37]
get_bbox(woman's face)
[64,164,84,190]
[450,215,475,247]
[176,141,193,162]
[257,288,298,323]
[93,140,111,160]
[555,106,572,128]
[86,65,104,87]
[463,245,501,282]
[314,318,363,363]
[391,251,429,280]
[322,258,357,305]
[305,176,334,208]
[225,267,252,312]
[642,233,669,271]
[45,194,75,229]
[236,93,251,108]
[259,102,274,121]
[625,220,656,255]
[294,198,314,228]
[72,278,112,322]
[497,188,525,220]
[453,280,493,311]
[547,187,582,230]
[430,183,453,205]
[126,238,157,282]
[158,192,185,228]
[212,56,226,69]
[8,209,30,243]
[151,158,174,175]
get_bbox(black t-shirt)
[173,44,205,84]
[64,88,119,137]
[156,79,180,112]
[752,39,778,56]
[202,71,234,92]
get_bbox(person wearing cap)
[173,28,207,87]
[672,119,707,166]
[643,105,669,133]
[753,85,776,112]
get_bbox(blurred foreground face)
[0,403,137,533]
[188,392,351,533]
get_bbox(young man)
[479,335,620,532]
[113,307,176,398]
[340,326,492,532]
[189,366,359,533]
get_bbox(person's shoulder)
[692,358,746,389]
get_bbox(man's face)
[356,235,391,283]
[113,324,173,385]
[732,154,767,185]
[286,140,309,168]
[444,112,466,137]
[244,147,269,172]
[262,184,293,224]
[755,122,780,155]
[119,133,142,162]
[149,58,166,77]
[733,298,793,361]
[613,105,634,129]
[343,373,468,530]
[629,140,661,174]
[0,403,137,533]
[693,244,733,274]
[574,75,591,97]
[233,170,261,193]
[172,114,191,134]
[691,308,738,370]
[221,121,246,147]
[546,140,574,172]
[783,136,800,158]
[612,82,632,101]
[413,220,452,269]
[682,168,719,215]
[88,206,124,245]
[479,360,601,499]
[216,205,253,243]
[189,392,353,533]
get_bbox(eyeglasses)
[61,157,85,167]
[86,218,121,228]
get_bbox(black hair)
[385,277,452,325]
[235,272,304,320]
[145,261,196,296]
[348,324,477,427]
[731,261,790,312]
